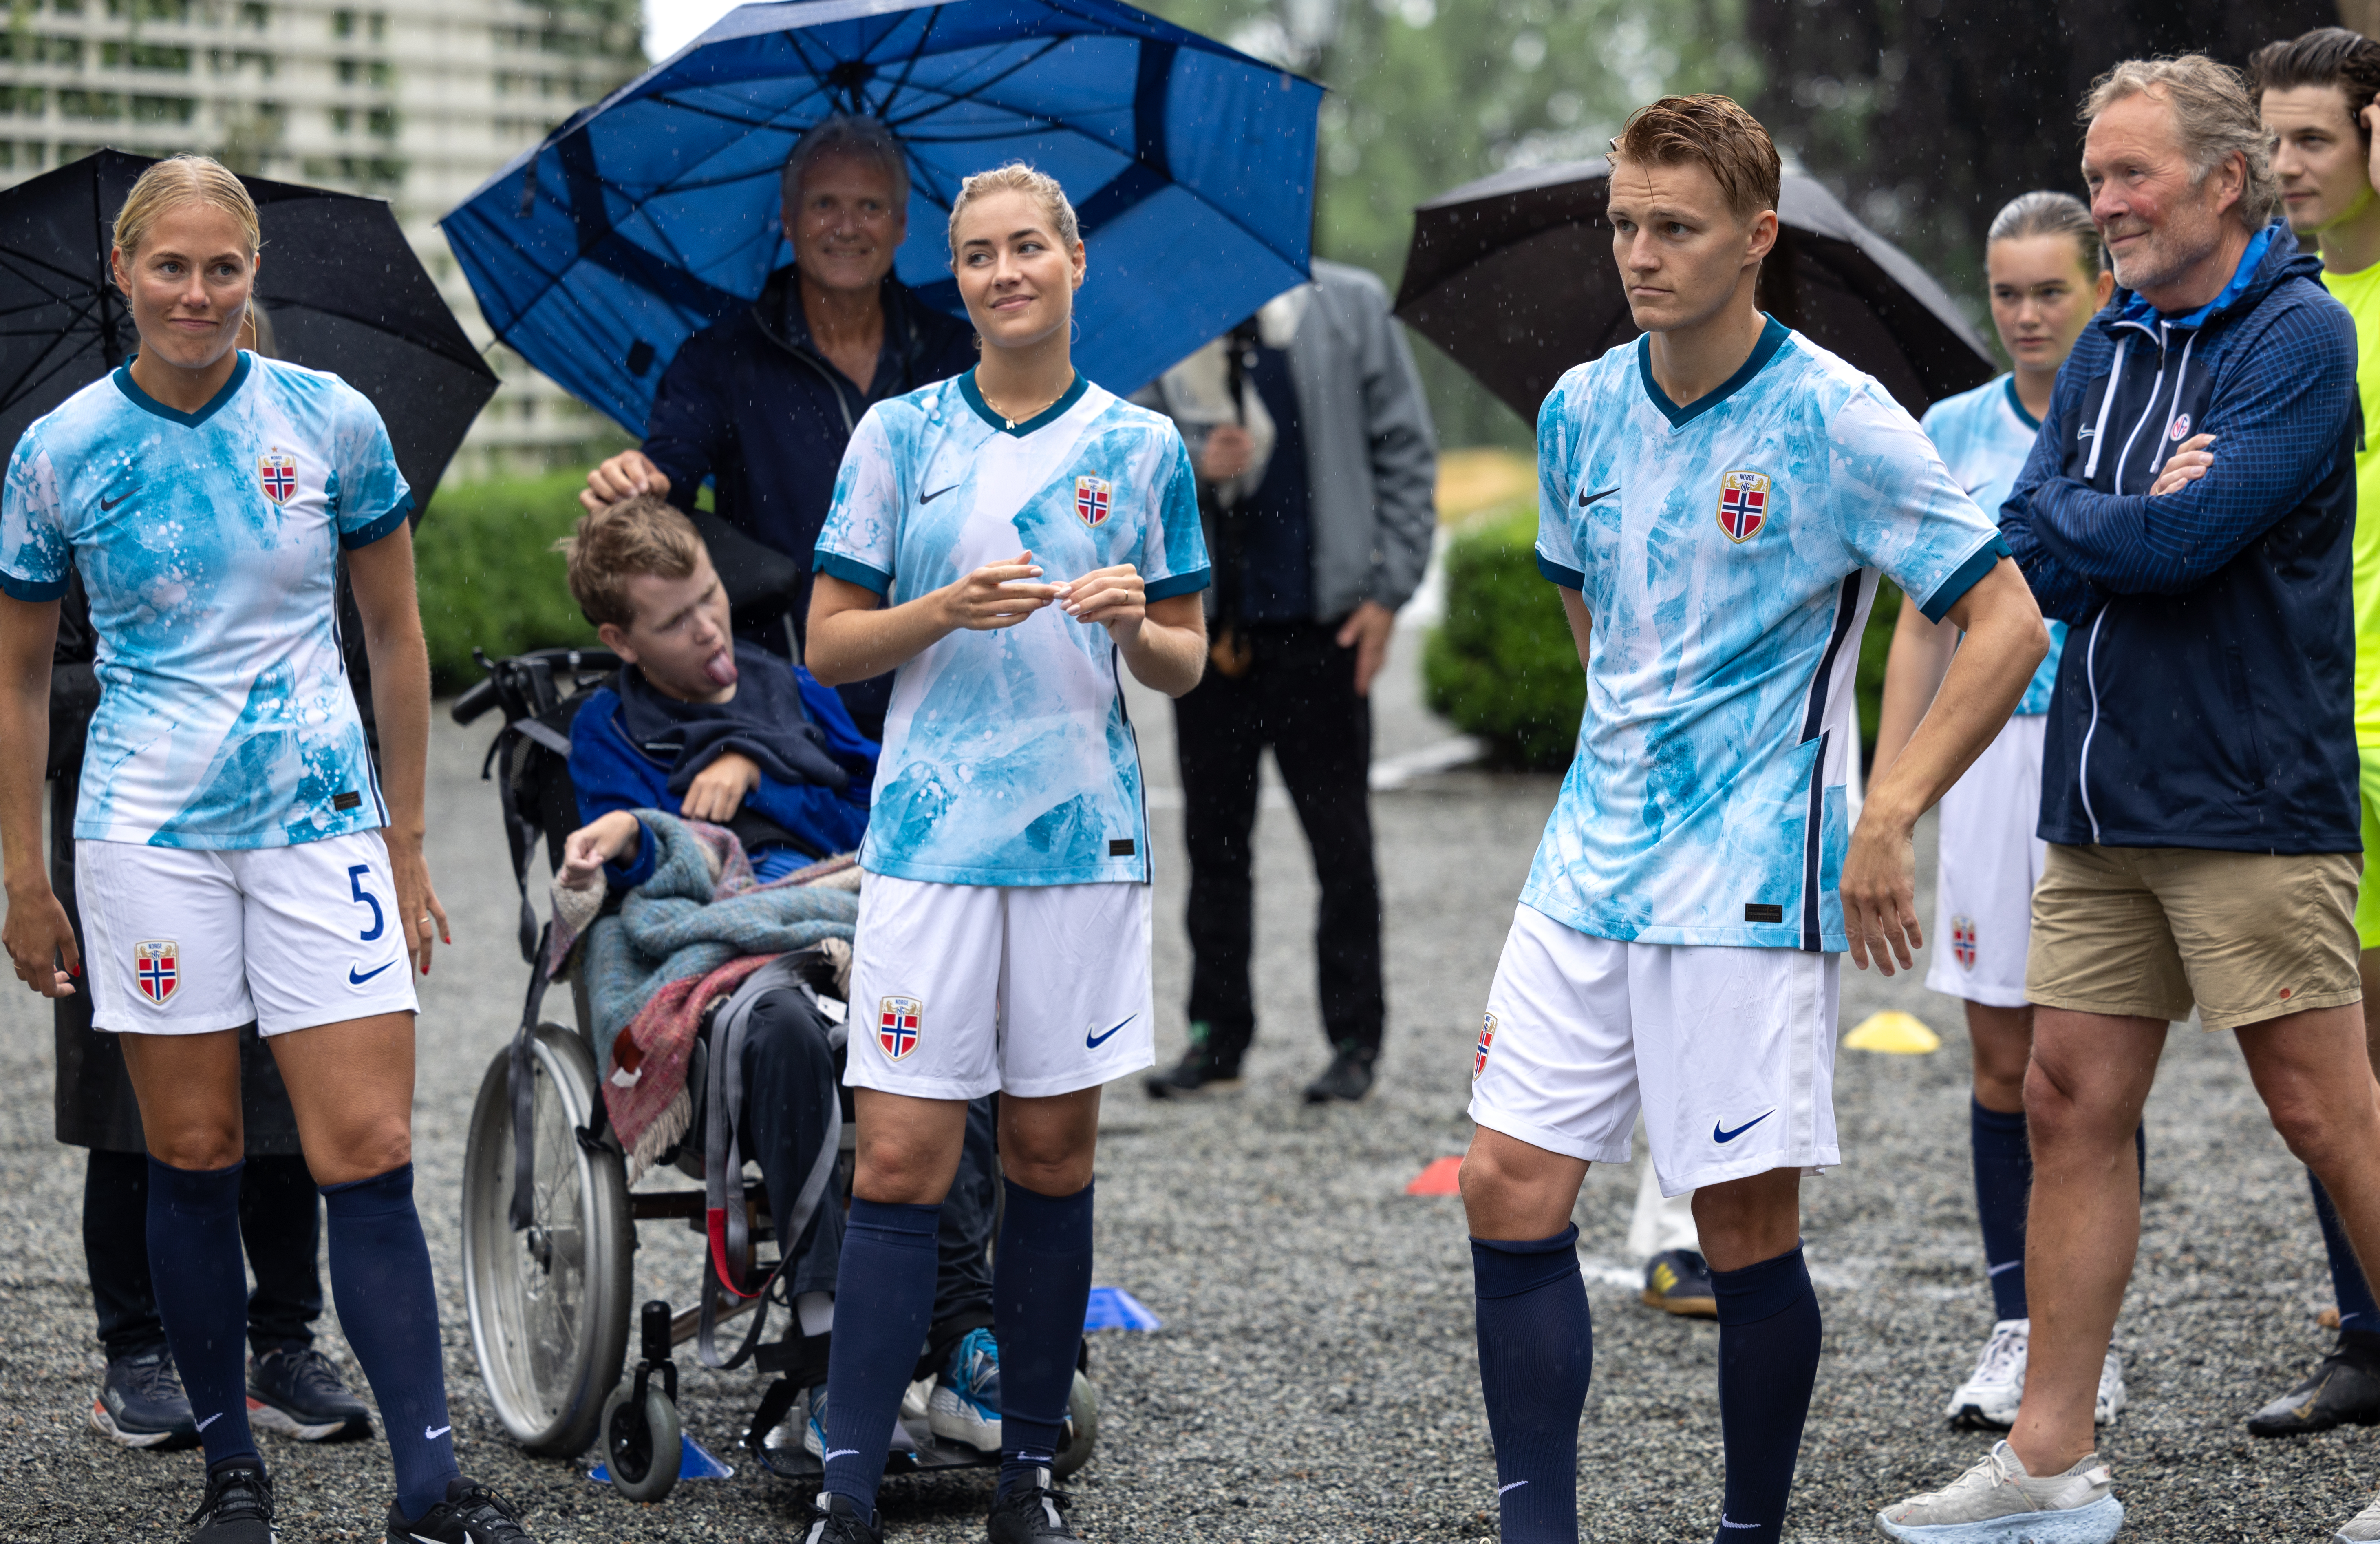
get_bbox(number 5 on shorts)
[349,863,384,941]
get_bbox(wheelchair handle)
[451,676,500,725]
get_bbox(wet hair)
[112,153,259,261]
[2082,56,2279,231]
[1607,94,1782,223]
[946,161,1081,261]
[2250,27,2380,152]
[557,495,706,630]
[1987,190,2104,276]
[781,114,911,210]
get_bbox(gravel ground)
[2,632,2376,1542]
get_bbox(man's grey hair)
[2082,55,2279,231]
[781,113,911,210]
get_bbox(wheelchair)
[448,530,1101,1504]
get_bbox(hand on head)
[583,449,672,515]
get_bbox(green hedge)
[415,472,598,693]
[1423,504,1902,771]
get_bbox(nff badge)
[1474,1011,1496,1079]
[258,449,298,505]
[134,939,179,1006]
[1716,470,1770,542]
[1074,475,1112,527]
[1952,914,1978,970]
[877,996,923,1061]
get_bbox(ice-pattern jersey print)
[1919,374,2066,715]
[814,371,1209,886]
[1527,317,2006,951]
[0,353,411,848]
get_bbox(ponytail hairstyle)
[1986,189,2103,279]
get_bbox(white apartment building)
[0,0,646,478]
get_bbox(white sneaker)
[2093,1348,2125,1427]
[2336,1489,2380,1542]
[1945,1319,2028,1428]
[1875,1440,2122,1542]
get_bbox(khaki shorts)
[2025,844,2362,1031]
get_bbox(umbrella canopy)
[0,148,498,510]
[439,0,1323,437]
[1394,158,1997,422]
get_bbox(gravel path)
[2,632,2375,1542]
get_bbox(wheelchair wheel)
[600,1382,682,1504]
[1052,1368,1099,1480]
[461,1021,632,1457]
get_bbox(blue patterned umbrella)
[439,0,1322,435]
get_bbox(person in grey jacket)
[1140,259,1437,1103]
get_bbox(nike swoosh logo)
[824,1447,860,1461]
[1498,1480,1528,1496]
[196,1411,222,1431]
[1087,1013,1134,1049]
[1712,1110,1773,1144]
[424,1423,451,1439]
[349,961,395,985]
[100,490,133,511]
[1579,486,1620,506]
[1720,1518,1760,1530]
[920,483,959,503]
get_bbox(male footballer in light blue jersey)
[1456,97,2047,1544]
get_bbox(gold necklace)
[982,371,1074,429]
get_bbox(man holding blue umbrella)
[580,114,976,737]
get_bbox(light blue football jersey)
[1919,374,2066,714]
[1526,318,2007,952]
[814,371,1209,886]
[1,353,410,848]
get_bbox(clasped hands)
[940,551,1150,643]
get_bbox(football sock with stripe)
[994,1178,1094,1499]
[1711,1242,1820,1544]
[822,1198,942,1524]
[1969,1099,2030,1321]
[2309,1168,2380,1336]
[146,1157,260,1473]
[320,1164,459,1522]
[1471,1225,1591,1544]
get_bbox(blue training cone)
[1083,1285,1162,1331]
[589,1434,736,1484]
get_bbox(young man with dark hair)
[1458,94,2046,1544]
[2247,24,2380,1443]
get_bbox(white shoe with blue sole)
[1875,1440,2122,1543]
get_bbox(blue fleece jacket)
[2001,221,2360,853]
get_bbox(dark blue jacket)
[641,265,977,641]
[2002,221,2360,854]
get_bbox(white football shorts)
[1469,903,1840,1197]
[844,873,1155,1100]
[77,830,418,1036]
[1926,711,2047,1010]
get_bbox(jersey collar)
[1635,314,1790,429]
[2000,374,2040,432]
[959,367,1089,437]
[113,349,253,428]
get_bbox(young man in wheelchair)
[552,496,1008,1453]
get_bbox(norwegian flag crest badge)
[1474,1011,1497,1080]
[257,448,298,506]
[1074,475,1112,527]
[1951,914,1978,970]
[134,939,179,1006]
[1716,470,1770,542]
[877,995,923,1062]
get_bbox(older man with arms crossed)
[1879,56,2380,1544]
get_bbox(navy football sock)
[320,1165,459,1522]
[1471,1226,1590,1544]
[822,1198,941,1523]
[1970,1099,2030,1321]
[2309,1169,2380,1336]
[1711,1243,1820,1544]
[146,1157,259,1473]
[994,1179,1094,1498]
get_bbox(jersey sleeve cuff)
[1916,534,2011,624]
[814,551,891,596]
[0,570,68,601]
[1144,567,1211,602]
[339,497,414,551]
[1535,550,1586,591]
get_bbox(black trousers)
[84,1147,323,1360]
[1173,620,1384,1064]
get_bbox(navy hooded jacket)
[640,265,977,645]
[2001,221,2360,854]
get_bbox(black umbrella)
[1394,157,1997,422]
[0,148,497,511]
